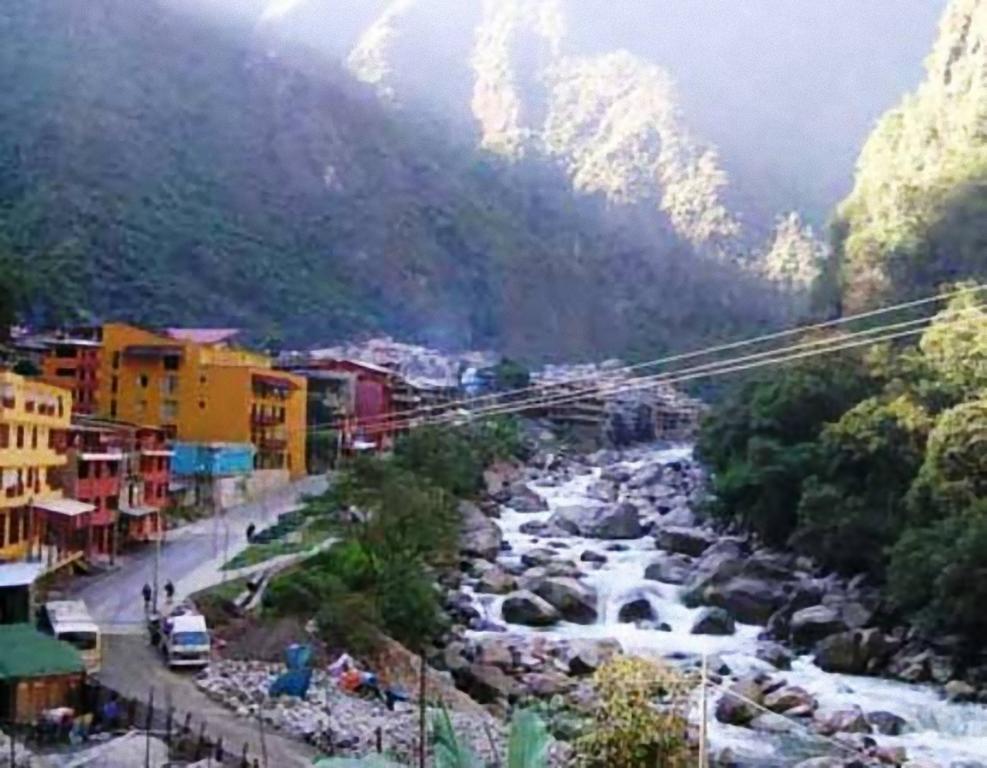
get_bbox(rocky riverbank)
[443,443,987,767]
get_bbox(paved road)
[101,634,320,768]
[72,475,328,632]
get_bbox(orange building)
[39,334,102,415]
[95,324,306,477]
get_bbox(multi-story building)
[0,372,72,563]
[40,333,102,415]
[96,324,306,477]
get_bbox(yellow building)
[95,324,307,477]
[0,372,71,560]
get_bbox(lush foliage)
[572,656,695,768]
[825,0,987,313]
[432,707,551,768]
[266,424,524,651]
[699,292,987,644]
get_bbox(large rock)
[459,500,503,561]
[945,679,977,703]
[644,553,693,585]
[501,591,560,627]
[617,598,656,624]
[507,482,548,513]
[813,628,890,675]
[565,638,622,676]
[460,663,520,703]
[764,686,816,714]
[531,577,598,624]
[521,671,577,698]
[476,567,517,595]
[627,463,665,489]
[520,548,558,568]
[696,577,787,625]
[790,606,849,649]
[549,502,642,539]
[756,641,794,671]
[585,479,618,502]
[691,607,735,636]
[714,676,764,726]
[813,705,871,736]
[866,710,909,736]
[656,526,715,556]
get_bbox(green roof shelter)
[0,624,85,723]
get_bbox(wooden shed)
[0,624,85,722]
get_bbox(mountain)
[0,0,783,359]
[828,0,987,312]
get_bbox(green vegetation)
[572,656,695,768]
[825,0,986,313]
[222,516,336,571]
[264,422,524,652]
[699,291,987,645]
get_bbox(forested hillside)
[0,0,783,358]
[827,0,987,312]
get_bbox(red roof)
[165,328,240,345]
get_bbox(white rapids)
[468,445,987,767]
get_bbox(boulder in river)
[813,628,890,675]
[763,685,816,715]
[656,526,715,557]
[459,663,521,703]
[549,502,642,539]
[580,550,607,564]
[520,548,558,569]
[617,598,656,624]
[694,577,787,625]
[691,607,736,635]
[866,710,909,736]
[459,501,503,561]
[644,553,693,585]
[813,705,871,736]
[789,605,849,649]
[945,679,977,703]
[531,577,598,624]
[506,481,548,512]
[476,567,517,595]
[501,591,560,627]
[755,642,794,671]
[714,676,764,726]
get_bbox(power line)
[297,284,985,435]
[314,302,984,437]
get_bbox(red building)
[40,335,102,415]
[126,425,172,543]
[284,359,398,454]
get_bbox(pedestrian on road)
[141,583,152,612]
[164,580,175,602]
[246,522,256,542]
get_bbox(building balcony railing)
[250,412,284,427]
[258,437,287,452]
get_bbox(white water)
[468,446,987,767]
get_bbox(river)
[467,445,987,767]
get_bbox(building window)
[55,367,74,377]
[199,375,207,384]
[161,400,178,423]
[138,374,149,389]
[79,461,90,479]
[108,462,118,477]
[111,376,118,394]
[163,374,179,395]
[112,352,120,369]
[31,427,37,449]
[199,400,206,410]
[107,495,118,510]
[164,355,180,371]
[110,400,117,418]
[0,424,8,448]
[57,396,63,417]
[16,426,23,449]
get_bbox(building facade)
[96,324,306,477]
[0,372,71,562]
[40,337,101,415]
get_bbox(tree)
[918,289,987,403]
[572,656,694,768]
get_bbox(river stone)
[580,550,607,564]
[793,760,848,768]
[945,679,977,702]
[473,637,517,670]
[549,502,642,539]
[521,671,576,698]
[506,481,548,512]
[691,607,735,635]
[790,605,848,648]
[714,676,764,726]
[585,479,618,502]
[476,567,517,595]
[764,685,816,714]
[814,628,889,675]
[617,598,656,624]
[644,553,693,585]
[531,577,598,624]
[565,638,622,676]
[501,591,560,627]
[813,705,871,736]
[520,548,558,568]
[698,577,787,625]
[627,463,665,489]
[756,641,794,671]
[518,520,549,536]
[459,500,503,561]
[866,710,909,736]
[460,664,520,703]
[656,526,715,556]
[748,714,794,733]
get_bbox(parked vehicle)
[160,609,211,668]
[40,600,101,674]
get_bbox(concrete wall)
[213,469,290,509]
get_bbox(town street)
[73,474,328,632]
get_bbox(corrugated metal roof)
[0,624,85,680]
[34,499,96,517]
[165,328,240,344]
[0,562,44,588]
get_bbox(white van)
[42,600,101,674]
[162,612,211,668]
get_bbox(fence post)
[183,712,192,735]
[376,726,382,753]
[165,706,173,745]
[145,689,155,768]
[195,722,206,760]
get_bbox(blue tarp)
[171,442,254,477]
[269,643,313,699]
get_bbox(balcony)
[250,411,283,427]
[258,437,287,452]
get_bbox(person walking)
[141,583,152,613]
[246,522,256,542]
[163,580,175,603]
